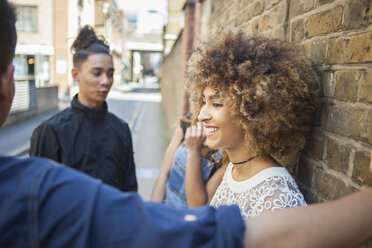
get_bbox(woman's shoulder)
[225,165,294,192]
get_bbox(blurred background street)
[0,76,166,201]
[3,0,169,201]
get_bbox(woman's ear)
[71,67,79,82]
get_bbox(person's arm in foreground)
[25,158,243,248]
[245,149,372,248]
[245,187,372,248]
[150,125,183,202]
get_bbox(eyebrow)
[201,93,220,100]
[91,67,115,71]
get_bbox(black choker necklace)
[231,155,258,165]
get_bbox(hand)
[185,122,206,154]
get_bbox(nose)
[198,104,211,122]
[100,74,110,86]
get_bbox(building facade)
[11,0,54,113]
[10,0,128,106]
[54,0,95,99]
[95,0,127,85]
[163,0,185,56]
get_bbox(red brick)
[316,0,336,5]
[300,186,320,204]
[327,32,372,64]
[343,0,372,30]
[321,101,368,141]
[304,5,343,38]
[290,19,305,42]
[321,71,334,97]
[313,168,357,200]
[289,0,316,19]
[352,150,372,186]
[253,1,287,32]
[306,37,328,65]
[367,111,372,144]
[359,70,372,104]
[303,132,325,161]
[326,137,350,173]
[333,70,362,102]
[264,0,280,9]
[297,154,315,187]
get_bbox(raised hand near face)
[185,122,206,154]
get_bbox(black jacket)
[30,95,137,192]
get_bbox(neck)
[226,147,279,181]
[231,154,259,166]
[77,95,103,109]
[226,146,254,166]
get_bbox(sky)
[118,0,167,16]
[118,0,167,33]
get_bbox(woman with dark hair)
[30,26,137,192]
[186,30,318,219]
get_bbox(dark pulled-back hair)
[0,0,17,71]
[186,30,319,159]
[71,25,111,68]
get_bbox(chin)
[205,140,220,150]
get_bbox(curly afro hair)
[186,30,319,159]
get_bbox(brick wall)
[202,1,372,245]
[161,33,185,130]
[162,0,372,208]
[181,1,195,114]
[200,0,372,202]
[161,0,372,245]
[162,1,197,133]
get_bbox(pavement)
[0,78,168,201]
[110,79,168,200]
[0,103,67,157]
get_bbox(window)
[35,55,50,87]
[77,16,81,32]
[16,6,37,32]
[14,54,51,87]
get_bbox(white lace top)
[210,163,307,219]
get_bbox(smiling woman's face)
[197,87,245,151]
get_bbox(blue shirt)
[0,156,244,247]
[164,145,222,208]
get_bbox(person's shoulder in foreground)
[0,155,244,248]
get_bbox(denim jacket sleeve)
[0,156,245,248]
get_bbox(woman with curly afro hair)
[185,30,319,219]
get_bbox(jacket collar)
[71,94,107,121]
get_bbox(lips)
[98,90,108,96]
[204,125,219,136]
